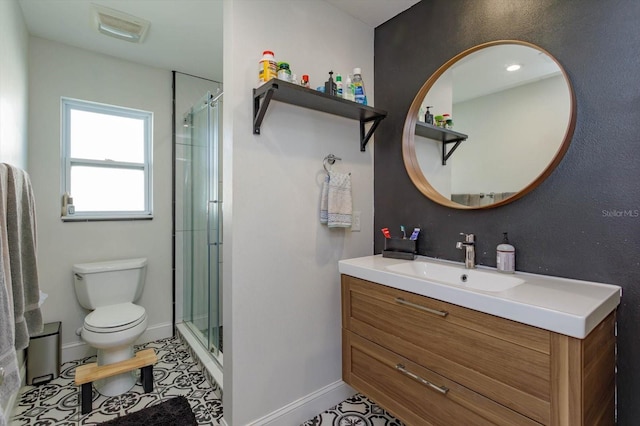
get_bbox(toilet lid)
[84,302,146,331]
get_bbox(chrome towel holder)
[323,154,341,173]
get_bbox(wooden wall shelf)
[415,121,468,165]
[253,79,387,151]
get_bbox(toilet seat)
[84,302,146,333]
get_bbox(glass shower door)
[183,91,222,359]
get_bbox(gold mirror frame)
[402,40,577,209]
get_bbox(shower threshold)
[176,322,223,395]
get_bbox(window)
[61,98,152,220]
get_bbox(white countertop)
[338,255,621,339]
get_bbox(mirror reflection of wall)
[412,42,573,208]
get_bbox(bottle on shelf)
[336,74,343,98]
[344,74,355,101]
[277,62,291,81]
[324,71,337,96]
[352,68,367,105]
[424,106,434,124]
[259,50,277,85]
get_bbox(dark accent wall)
[374,0,640,423]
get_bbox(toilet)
[73,258,148,396]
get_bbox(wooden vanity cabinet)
[341,275,616,426]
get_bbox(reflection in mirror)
[403,41,576,209]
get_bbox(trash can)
[27,321,61,385]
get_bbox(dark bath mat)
[99,396,196,425]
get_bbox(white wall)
[223,0,375,424]
[27,37,173,361]
[0,0,29,169]
[0,0,29,416]
[452,75,570,193]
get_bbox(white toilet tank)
[73,258,147,310]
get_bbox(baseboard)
[246,380,356,426]
[61,322,173,363]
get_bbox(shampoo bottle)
[496,232,515,273]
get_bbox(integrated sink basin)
[386,261,524,292]
[338,254,622,338]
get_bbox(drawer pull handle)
[395,297,448,317]
[396,364,449,395]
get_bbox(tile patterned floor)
[9,336,222,425]
[9,335,401,426]
[301,393,404,426]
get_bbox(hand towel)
[327,171,352,228]
[319,175,329,224]
[5,164,43,350]
[0,164,19,413]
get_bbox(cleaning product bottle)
[335,74,343,97]
[258,50,277,85]
[352,68,367,105]
[496,232,515,273]
[344,75,355,101]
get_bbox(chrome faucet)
[456,233,476,269]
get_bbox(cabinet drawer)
[342,275,551,424]
[344,330,542,426]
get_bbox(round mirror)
[402,40,576,209]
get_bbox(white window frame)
[61,97,153,221]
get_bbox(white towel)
[0,164,19,412]
[327,171,352,228]
[5,164,43,350]
[319,175,329,224]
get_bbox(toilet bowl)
[73,258,148,396]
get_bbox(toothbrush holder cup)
[382,238,417,260]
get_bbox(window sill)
[61,214,153,222]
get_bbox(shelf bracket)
[360,116,384,152]
[442,138,465,165]
[253,85,277,135]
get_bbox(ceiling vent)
[92,4,150,43]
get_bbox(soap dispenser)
[496,232,515,273]
[324,71,337,96]
[424,106,434,125]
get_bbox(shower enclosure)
[175,74,223,365]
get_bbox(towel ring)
[323,154,342,173]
